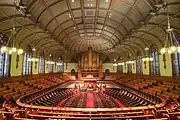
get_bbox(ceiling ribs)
[66,0,79,36]
[80,0,87,36]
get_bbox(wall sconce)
[113,63,118,66]
[16,54,19,69]
[46,61,55,64]
[142,57,153,69]
[28,58,39,69]
[144,61,147,69]
[57,63,63,66]
[163,54,167,69]
[113,63,117,70]
[126,60,134,64]
[118,62,124,66]
[142,57,153,62]
[35,59,39,69]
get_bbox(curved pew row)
[6,80,170,119]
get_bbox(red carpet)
[115,99,125,107]
[86,92,94,108]
[57,98,68,107]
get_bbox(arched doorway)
[71,69,76,76]
[105,69,110,76]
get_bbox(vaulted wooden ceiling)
[0,0,179,61]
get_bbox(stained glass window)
[172,35,180,77]
[0,52,10,76]
[127,63,132,74]
[0,53,3,76]
[57,57,63,72]
[117,64,123,73]
[49,57,53,73]
[150,46,159,75]
[39,56,45,73]
[23,52,32,75]
[172,53,180,76]
[136,56,142,74]
[4,53,10,76]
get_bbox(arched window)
[0,52,10,76]
[39,55,45,73]
[57,56,64,72]
[172,53,180,76]
[117,65,123,73]
[136,52,142,74]
[23,46,32,75]
[49,56,53,73]
[0,35,11,77]
[127,63,132,74]
[172,34,180,77]
[150,46,159,75]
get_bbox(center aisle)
[86,92,94,108]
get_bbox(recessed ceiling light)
[106,0,109,2]
[32,48,36,51]
[69,13,71,18]
[72,0,74,2]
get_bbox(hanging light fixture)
[142,38,153,61]
[0,5,24,55]
[8,7,18,54]
[160,0,179,54]
[1,46,8,53]
[142,57,153,62]
[144,47,149,51]
[17,49,23,55]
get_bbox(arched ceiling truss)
[0,0,179,61]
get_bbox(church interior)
[0,0,180,119]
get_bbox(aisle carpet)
[86,92,94,108]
